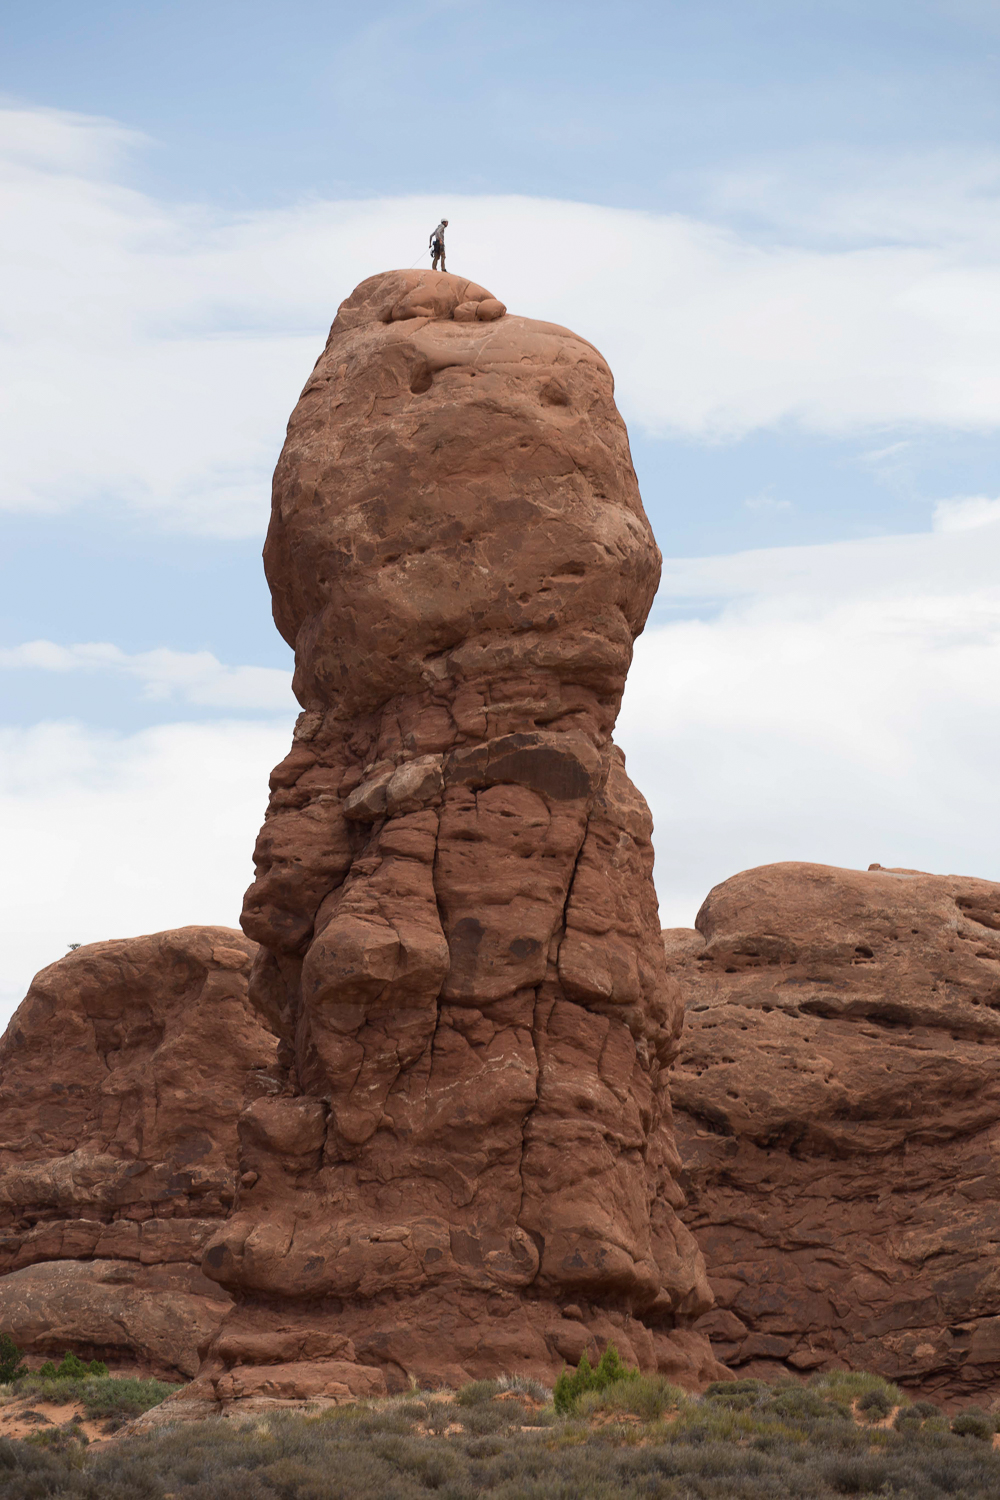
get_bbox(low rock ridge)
[0,927,278,1376]
[669,860,1000,1403]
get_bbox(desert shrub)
[952,1405,997,1440]
[894,1398,945,1436]
[577,1373,682,1423]
[463,1433,506,1458]
[808,1367,905,1406]
[392,1400,428,1422]
[495,1371,550,1402]
[857,1385,894,1421]
[894,1407,924,1433]
[13,1371,175,1424]
[0,1372,997,1498]
[424,1401,455,1435]
[552,1343,637,1414]
[460,1399,528,1435]
[80,1374,176,1420]
[771,1385,852,1423]
[704,1377,772,1411]
[24,1422,87,1453]
[455,1378,500,1407]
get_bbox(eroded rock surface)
[191,268,721,1405]
[0,928,278,1375]
[670,861,1000,1402]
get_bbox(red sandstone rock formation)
[670,861,1000,1403]
[0,928,277,1376]
[186,268,720,1409]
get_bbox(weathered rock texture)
[670,861,1000,1403]
[0,928,278,1376]
[190,268,721,1407]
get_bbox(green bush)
[35,1352,108,1380]
[13,1371,177,1424]
[894,1407,923,1433]
[770,1384,852,1422]
[952,1406,997,1441]
[553,1342,637,1414]
[704,1378,771,1411]
[577,1373,682,1423]
[454,1378,499,1407]
[0,1336,25,1385]
[808,1367,905,1405]
[24,1422,87,1453]
[857,1386,894,1421]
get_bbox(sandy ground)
[0,1392,109,1446]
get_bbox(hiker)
[430,218,448,271]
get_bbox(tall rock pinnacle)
[199,269,720,1397]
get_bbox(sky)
[3,0,1000,1017]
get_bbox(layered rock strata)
[670,861,1000,1403]
[0,928,277,1376]
[190,268,720,1407]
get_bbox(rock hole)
[410,364,433,394]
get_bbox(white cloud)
[0,105,144,175]
[4,107,1000,535]
[932,494,1000,532]
[5,523,1000,1016]
[744,492,792,513]
[618,520,1000,927]
[0,717,293,1025]
[0,641,294,711]
[706,148,1000,250]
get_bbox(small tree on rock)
[0,1334,26,1384]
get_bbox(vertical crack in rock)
[195,268,725,1403]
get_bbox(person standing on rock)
[429,218,448,271]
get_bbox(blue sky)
[7,0,1000,210]
[3,0,1000,1012]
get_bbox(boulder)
[0,1260,230,1379]
[670,861,1000,1402]
[0,927,279,1375]
[194,268,722,1402]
